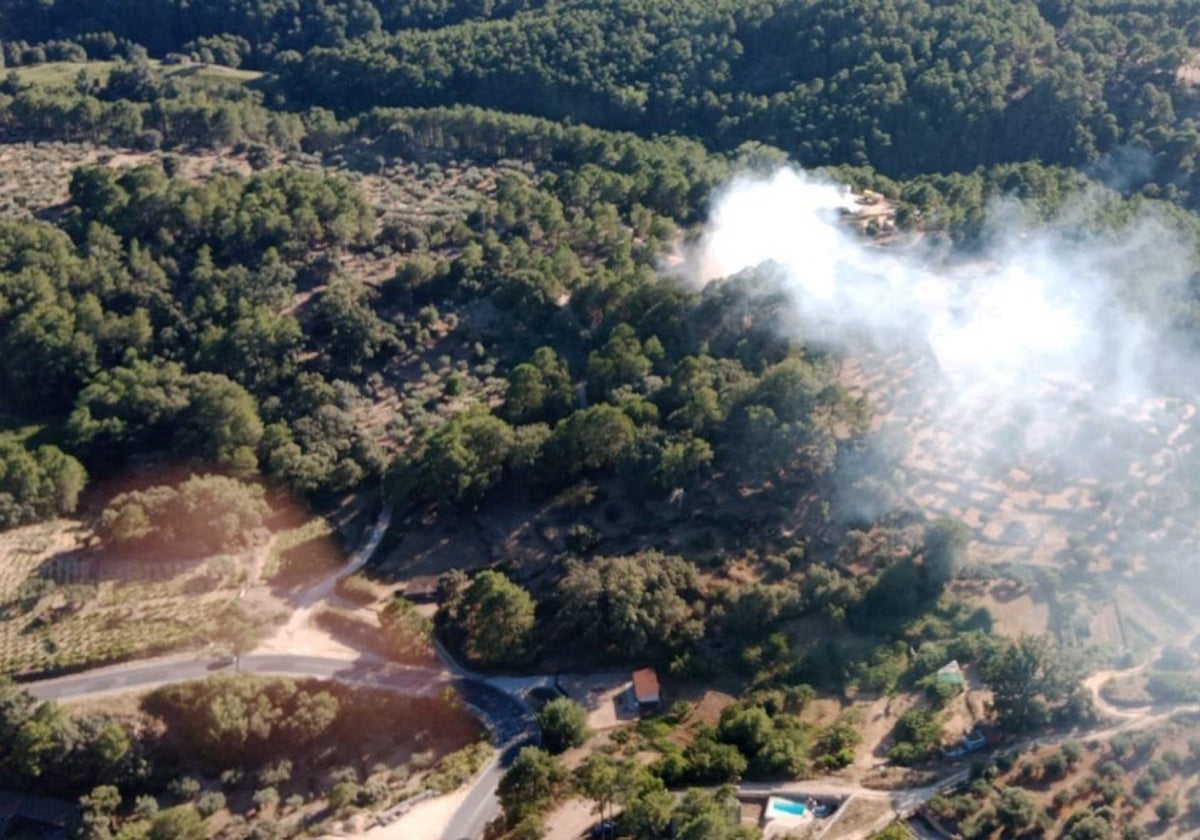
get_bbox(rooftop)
[632,667,660,703]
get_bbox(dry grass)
[264,516,336,581]
[0,519,276,676]
[818,795,896,839]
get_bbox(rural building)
[630,668,661,708]
[399,574,441,603]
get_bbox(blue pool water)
[768,799,807,817]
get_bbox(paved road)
[24,654,537,840]
[26,652,449,701]
[271,506,395,646]
[443,680,538,840]
[23,643,1200,840]
[21,501,541,840]
[24,537,1197,840]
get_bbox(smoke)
[688,168,1200,559]
[694,169,1188,397]
[1087,145,1157,194]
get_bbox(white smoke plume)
[695,168,1187,399]
[689,168,1200,561]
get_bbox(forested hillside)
[3,0,1199,690]
[6,0,1200,200]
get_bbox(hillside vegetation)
[4,0,1200,837]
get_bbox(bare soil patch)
[543,798,604,840]
[816,795,895,839]
[559,672,640,731]
[975,587,1051,638]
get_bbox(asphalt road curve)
[24,655,539,840]
[444,679,538,840]
[24,653,449,701]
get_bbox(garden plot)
[0,519,263,676]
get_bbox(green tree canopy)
[497,746,567,826]
[391,409,517,508]
[0,436,86,528]
[456,570,537,666]
[545,404,637,481]
[536,696,589,754]
[98,474,268,556]
[147,806,206,840]
[554,552,703,661]
[983,635,1086,733]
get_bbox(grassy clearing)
[11,59,262,89]
[10,60,114,87]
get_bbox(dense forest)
[6,0,1200,202]
[1,0,1195,702]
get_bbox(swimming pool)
[766,798,808,818]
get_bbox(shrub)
[1186,784,1200,820]
[195,791,226,818]
[1147,759,1172,784]
[1061,741,1083,765]
[258,759,293,787]
[1147,672,1200,703]
[1042,751,1067,778]
[1155,645,1196,671]
[1156,798,1179,822]
[889,708,943,766]
[360,778,389,805]
[1098,779,1122,805]
[147,806,205,840]
[1134,775,1158,800]
[328,781,359,812]
[816,748,855,769]
[926,678,963,706]
[168,777,201,802]
[335,574,378,606]
[252,787,279,810]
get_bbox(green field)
[12,59,263,90]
